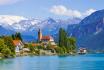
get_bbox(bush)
[1,47,11,58]
[55,47,65,54]
[28,44,35,53]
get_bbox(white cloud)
[50,5,96,18]
[50,5,82,18]
[0,0,22,5]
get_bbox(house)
[13,40,24,53]
[38,29,56,48]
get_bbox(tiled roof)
[32,43,40,47]
[13,40,22,46]
[41,36,52,40]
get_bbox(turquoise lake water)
[0,54,104,70]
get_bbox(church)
[38,29,56,48]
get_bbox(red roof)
[32,43,40,47]
[41,36,52,40]
[13,40,22,46]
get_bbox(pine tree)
[11,32,23,41]
[15,32,22,41]
[58,28,77,54]
[11,34,15,40]
[59,28,67,47]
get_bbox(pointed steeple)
[38,28,42,42]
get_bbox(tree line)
[55,28,76,55]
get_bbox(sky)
[0,0,103,19]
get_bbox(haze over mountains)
[1,9,104,50]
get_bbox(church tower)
[38,29,42,42]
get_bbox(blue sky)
[0,0,103,19]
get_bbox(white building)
[13,40,24,53]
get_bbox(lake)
[0,54,104,70]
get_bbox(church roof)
[42,36,53,40]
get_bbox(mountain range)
[0,15,81,42]
[67,9,104,50]
[1,9,104,50]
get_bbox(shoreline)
[1,52,104,59]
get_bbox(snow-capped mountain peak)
[0,15,81,32]
[0,15,28,25]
